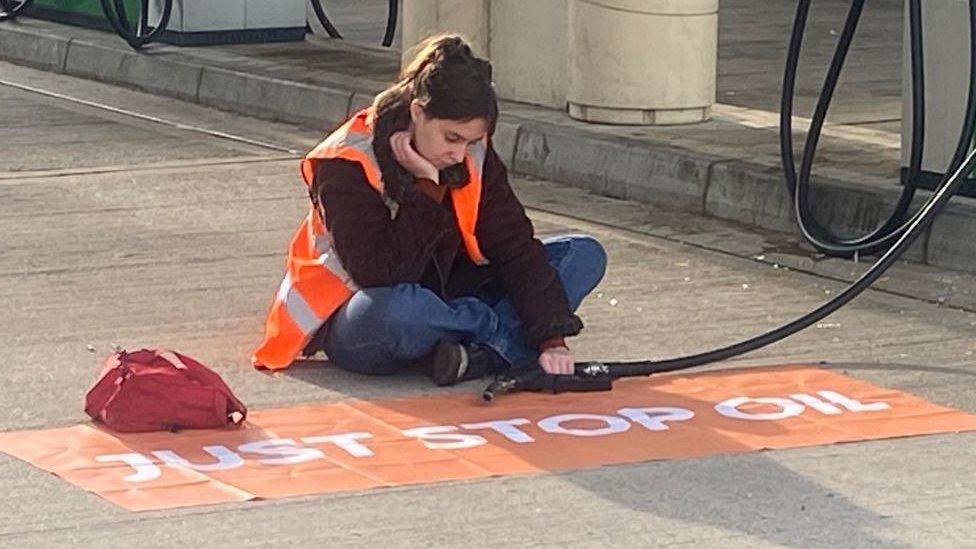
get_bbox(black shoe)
[428,341,510,386]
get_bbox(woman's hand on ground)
[391,131,439,182]
[539,346,574,375]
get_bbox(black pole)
[0,0,34,21]
[309,0,343,39]
[383,0,398,47]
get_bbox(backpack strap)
[156,350,189,370]
[154,349,248,426]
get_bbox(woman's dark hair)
[371,34,498,199]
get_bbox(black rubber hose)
[0,0,34,21]
[98,0,136,47]
[114,0,132,34]
[98,0,172,50]
[553,0,976,380]
[136,0,172,45]
[782,0,976,257]
[604,145,976,379]
[139,0,149,39]
[309,0,343,39]
[786,0,921,255]
[383,0,398,47]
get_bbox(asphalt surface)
[2,62,976,548]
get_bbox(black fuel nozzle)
[482,361,614,402]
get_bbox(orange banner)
[3,365,976,511]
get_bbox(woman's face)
[409,100,488,170]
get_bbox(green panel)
[33,0,142,23]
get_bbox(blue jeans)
[320,234,607,375]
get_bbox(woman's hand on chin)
[391,131,439,183]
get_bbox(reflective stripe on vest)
[252,109,489,370]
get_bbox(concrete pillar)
[401,0,489,62]
[567,0,718,125]
[489,0,568,109]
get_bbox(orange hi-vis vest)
[252,109,490,370]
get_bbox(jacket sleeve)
[312,158,452,287]
[475,147,584,347]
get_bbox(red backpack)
[85,348,247,433]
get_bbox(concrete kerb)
[0,22,69,73]
[63,39,131,87]
[64,40,203,102]
[504,120,928,263]
[705,160,798,233]
[198,67,352,130]
[707,160,934,264]
[0,23,354,130]
[928,198,976,273]
[491,118,520,168]
[118,51,203,103]
[1,22,974,274]
[512,120,713,212]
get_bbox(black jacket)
[309,145,583,348]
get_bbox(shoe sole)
[430,341,468,386]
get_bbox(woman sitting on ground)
[252,34,607,385]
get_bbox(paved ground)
[2,60,976,547]
[11,0,976,278]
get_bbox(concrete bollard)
[400,0,567,109]
[401,0,489,61]
[489,0,569,109]
[567,0,718,125]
